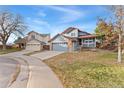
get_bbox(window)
[84,41,88,43]
[89,40,93,43]
[31,35,35,39]
[82,39,95,48]
[71,33,75,36]
[58,36,65,41]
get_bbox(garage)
[25,39,44,51]
[52,42,68,51]
[26,44,41,51]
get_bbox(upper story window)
[31,35,35,39]
[71,33,75,36]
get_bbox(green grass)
[0,48,22,55]
[44,50,124,88]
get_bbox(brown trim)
[79,35,97,39]
[61,27,90,35]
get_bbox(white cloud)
[26,17,50,27]
[48,21,97,37]
[25,6,96,39]
[33,19,49,26]
[60,13,82,24]
[0,6,9,11]
[73,23,97,33]
[26,17,51,34]
[46,5,84,24]
[38,11,46,17]
[46,6,80,14]
[50,25,66,37]
[26,17,63,37]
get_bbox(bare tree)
[95,6,124,63]
[111,6,124,63]
[0,11,27,50]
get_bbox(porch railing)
[82,42,96,48]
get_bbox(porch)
[79,35,97,48]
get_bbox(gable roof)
[48,33,77,42]
[28,38,46,45]
[61,27,76,34]
[49,27,91,42]
[48,34,60,42]
[28,31,50,37]
[61,27,90,35]
[15,37,27,44]
[62,35,78,41]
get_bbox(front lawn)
[44,50,124,88]
[0,48,22,55]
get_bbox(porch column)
[50,43,53,51]
[94,38,96,48]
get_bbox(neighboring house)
[16,31,50,51]
[15,37,27,48]
[49,27,98,51]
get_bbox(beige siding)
[26,44,41,51]
[27,39,41,45]
[63,29,78,37]
[52,35,67,43]
[27,32,50,43]
[26,40,41,51]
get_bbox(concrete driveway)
[31,51,64,60]
[0,50,63,88]
[0,57,20,88]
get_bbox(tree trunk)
[2,43,6,50]
[118,32,122,63]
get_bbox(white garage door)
[26,44,41,51]
[52,42,68,51]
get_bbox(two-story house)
[16,31,50,51]
[26,31,50,51]
[49,27,97,51]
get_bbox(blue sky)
[0,5,110,43]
